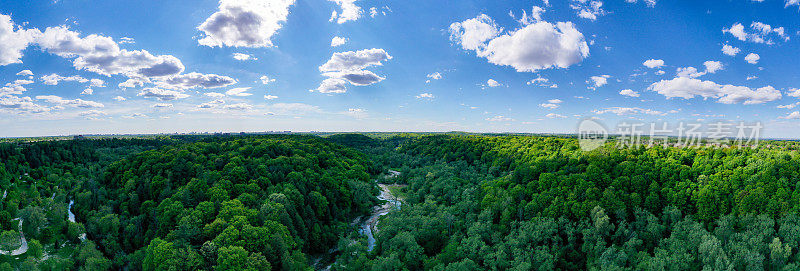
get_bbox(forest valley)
[2,133,800,270]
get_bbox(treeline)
[331,135,800,270]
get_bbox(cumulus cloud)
[314,48,392,93]
[331,36,347,47]
[0,14,40,66]
[198,99,225,109]
[37,26,186,78]
[648,77,781,104]
[781,111,800,119]
[137,88,190,101]
[319,48,392,72]
[450,14,589,72]
[81,88,93,95]
[676,61,723,78]
[426,72,442,83]
[198,0,295,47]
[0,95,49,113]
[36,95,104,108]
[546,113,566,118]
[487,115,514,121]
[723,22,789,44]
[745,53,760,64]
[16,70,33,76]
[260,75,276,84]
[156,72,237,90]
[113,96,126,101]
[588,75,610,90]
[41,73,88,85]
[486,79,502,88]
[570,0,605,20]
[643,59,664,69]
[539,99,562,109]
[264,94,278,100]
[315,78,348,94]
[722,44,740,56]
[329,0,362,24]
[787,88,800,98]
[416,93,434,99]
[226,87,253,96]
[593,107,665,115]
[527,76,558,88]
[232,53,256,61]
[620,89,640,97]
[625,0,657,7]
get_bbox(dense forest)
[2,133,800,270]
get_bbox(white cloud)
[264,94,278,100]
[787,88,800,98]
[81,88,93,95]
[426,72,442,83]
[156,72,237,90]
[593,107,665,115]
[37,26,186,78]
[329,0,362,24]
[314,78,348,93]
[648,77,781,104]
[780,111,800,119]
[0,95,49,113]
[570,0,605,20]
[721,44,740,56]
[546,113,566,118]
[486,79,502,87]
[703,61,723,73]
[487,115,514,121]
[527,76,558,88]
[745,53,760,64]
[113,96,126,101]
[416,92,434,99]
[224,103,253,110]
[260,75,276,84]
[625,0,657,7]
[747,76,758,80]
[331,36,347,47]
[36,95,104,108]
[89,78,105,88]
[232,53,256,61]
[137,88,189,101]
[205,92,226,98]
[448,14,502,52]
[198,99,225,109]
[79,110,107,119]
[643,59,664,69]
[676,61,723,78]
[319,48,392,72]
[314,48,392,93]
[450,15,590,72]
[722,22,789,44]
[226,87,253,96]
[588,75,610,90]
[619,89,640,97]
[198,0,295,47]
[41,73,88,85]
[539,103,559,109]
[0,14,40,66]
[16,70,33,76]
[152,103,173,108]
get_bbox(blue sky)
[2,0,800,137]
